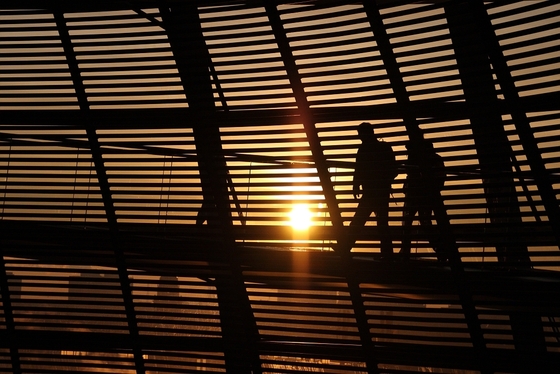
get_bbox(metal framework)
[1,1,560,373]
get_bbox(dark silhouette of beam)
[263,4,344,235]
[53,12,116,230]
[446,1,530,266]
[361,0,460,256]
[160,5,261,373]
[265,3,382,373]
[1,94,558,127]
[0,248,21,374]
[470,1,560,250]
[53,10,146,374]
[445,0,546,363]
[0,132,21,374]
[2,219,560,372]
[363,2,490,372]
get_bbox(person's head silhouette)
[357,122,375,141]
[405,138,433,155]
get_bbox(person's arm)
[353,148,363,199]
[353,176,361,199]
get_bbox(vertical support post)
[54,10,145,374]
[160,5,260,373]
[445,0,545,361]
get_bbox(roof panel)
[1,1,560,373]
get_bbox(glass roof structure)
[1,0,560,372]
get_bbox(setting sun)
[289,204,313,230]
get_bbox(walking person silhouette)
[347,122,398,257]
[400,138,446,261]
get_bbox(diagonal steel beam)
[263,2,345,236]
[53,10,145,374]
[470,0,560,250]
[128,7,230,110]
[264,3,380,373]
[0,131,21,374]
[445,1,530,266]
[53,11,117,230]
[0,245,21,374]
[159,5,261,372]
[452,0,549,360]
[363,2,490,372]
[362,0,458,251]
[362,0,459,259]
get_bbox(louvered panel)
[0,1,559,373]
[0,298,4,328]
[200,5,297,110]
[131,275,222,338]
[486,1,560,268]
[19,349,136,373]
[476,309,551,350]
[248,280,360,345]
[362,285,473,348]
[470,270,560,351]
[0,125,105,222]
[2,222,560,373]
[280,4,394,108]
[379,363,479,374]
[529,110,560,184]
[0,349,9,374]
[144,350,225,374]
[99,127,200,224]
[416,117,483,229]
[317,119,404,228]
[314,114,506,260]
[543,317,560,353]
[478,311,514,349]
[65,9,188,109]
[221,122,324,235]
[381,3,464,102]
[6,256,129,334]
[260,355,367,374]
[490,1,560,97]
[0,10,77,110]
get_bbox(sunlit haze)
[290,204,313,230]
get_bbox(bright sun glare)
[290,204,312,230]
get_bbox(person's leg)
[418,206,432,227]
[400,202,417,258]
[401,184,421,258]
[373,191,392,256]
[196,201,215,225]
[421,188,448,262]
[344,196,373,252]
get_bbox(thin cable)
[243,162,252,242]
[165,157,173,225]
[158,155,168,225]
[71,148,80,222]
[1,139,11,220]
[85,158,92,224]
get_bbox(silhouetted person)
[400,139,446,261]
[196,159,228,226]
[196,167,215,225]
[196,200,216,225]
[348,122,398,257]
